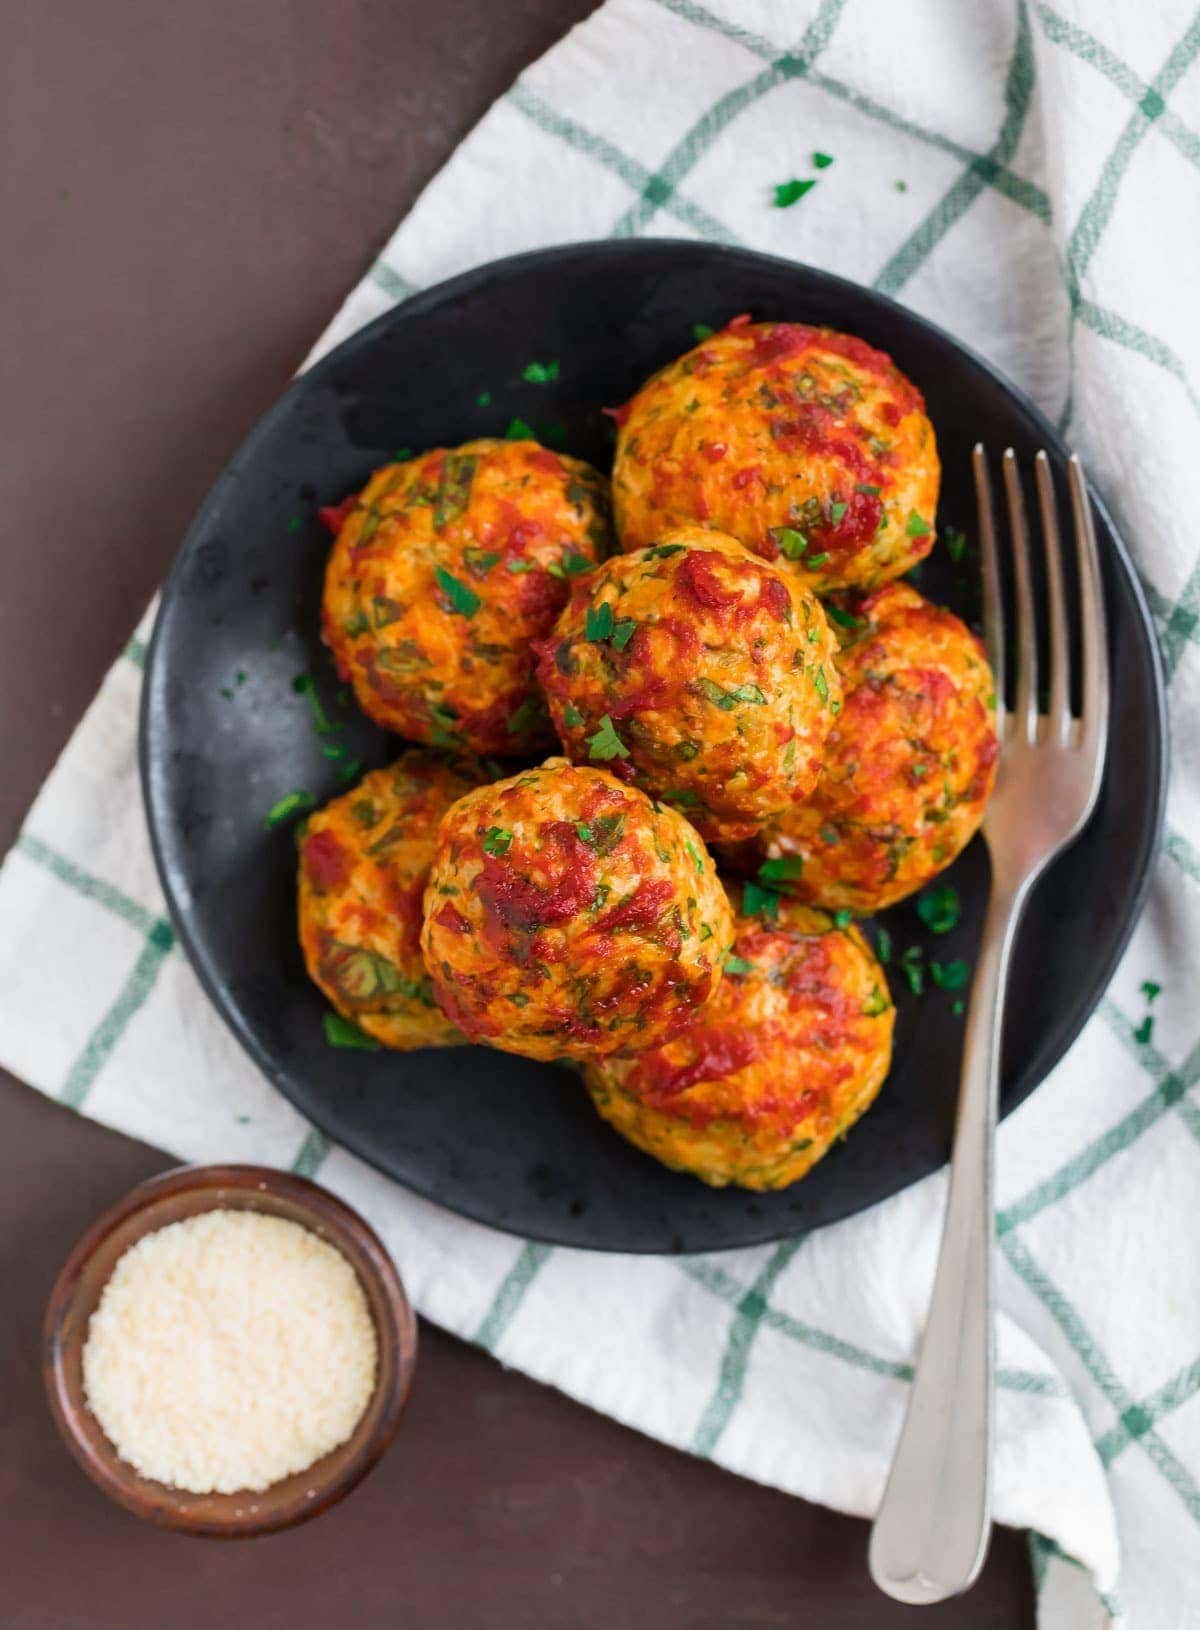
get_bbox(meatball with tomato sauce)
[298,752,485,1049]
[420,760,732,1064]
[321,439,611,755]
[611,319,939,593]
[744,582,998,915]
[584,896,893,1190]
[535,527,841,843]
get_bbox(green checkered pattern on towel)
[3,5,1200,1626]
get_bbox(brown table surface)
[2,4,1033,1624]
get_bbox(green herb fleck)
[743,881,781,920]
[585,601,615,642]
[292,672,336,734]
[829,500,848,524]
[930,958,969,991]
[944,526,967,562]
[563,703,585,728]
[483,826,512,856]
[505,417,536,440]
[684,839,705,875]
[952,998,965,1016]
[696,676,767,710]
[611,618,637,651]
[476,390,491,407]
[505,695,544,737]
[323,1012,381,1051]
[813,667,829,702]
[804,551,830,568]
[916,883,960,935]
[899,945,925,995]
[1141,980,1162,1003]
[646,542,687,559]
[286,515,303,534]
[586,714,629,761]
[863,986,890,1016]
[548,550,594,580]
[692,322,715,343]
[832,908,853,928]
[522,359,560,384]
[825,604,863,631]
[906,511,932,538]
[434,452,477,530]
[895,179,908,193]
[771,525,808,560]
[812,151,834,169]
[265,790,316,829]
[758,854,803,886]
[434,565,481,619]
[1134,1015,1154,1046]
[875,926,892,963]
[774,178,817,207]
[725,954,754,976]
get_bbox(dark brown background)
[1,3,1032,1624]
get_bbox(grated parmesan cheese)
[82,1208,378,1495]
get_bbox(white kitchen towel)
[3,2,1200,1623]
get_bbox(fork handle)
[868,877,1029,1603]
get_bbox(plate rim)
[139,237,1169,1253]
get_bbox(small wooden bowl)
[44,1163,417,1537]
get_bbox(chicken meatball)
[612,318,939,592]
[420,759,732,1063]
[745,582,998,915]
[298,751,485,1049]
[321,439,612,754]
[584,896,894,1189]
[535,527,841,843]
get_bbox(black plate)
[141,240,1166,1254]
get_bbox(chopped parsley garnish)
[899,945,925,995]
[771,525,808,560]
[506,558,534,573]
[585,602,615,641]
[264,790,316,829]
[916,883,960,934]
[577,813,626,855]
[646,542,687,559]
[774,178,817,207]
[575,823,593,843]
[286,515,303,533]
[856,482,882,496]
[692,322,715,342]
[395,447,413,461]
[463,546,502,575]
[483,826,513,856]
[434,565,481,619]
[434,452,477,529]
[476,390,491,407]
[724,954,754,976]
[758,854,803,885]
[813,667,830,702]
[548,550,594,579]
[586,714,629,760]
[292,672,336,734]
[522,359,559,383]
[804,551,830,568]
[832,908,853,928]
[684,839,705,875]
[1134,1015,1154,1045]
[812,151,834,169]
[743,881,781,920]
[696,677,768,710]
[611,618,637,651]
[323,1012,381,1051]
[505,417,536,440]
[930,958,969,991]
[952,998,965,1017]
[563,703,584,728]
[829,500,848,524]
[875,925,892,962]
[825,604,863,630]
[863,987,890,1016]
[906,511,932,537]
[944,526,967,562]
[895,179,908,192]
[1141,980,1162,1003]
[505,696,544,736]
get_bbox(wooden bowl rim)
[43,1162,417,1537]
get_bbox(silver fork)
[868,447,1110,1604]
